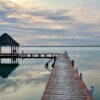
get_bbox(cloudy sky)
[0,0,100,46]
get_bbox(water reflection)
[0,64,19,78]
[0,47,100,100]
[0,59,50,100]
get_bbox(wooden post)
[80,73,83,80]
[11,46,12,63]
[11,46,12,54]
[12,46,14,54]
[0,46,1,54]
[44,54,47,58]
[14,46,15,54]
[65,51,67,56]
[38,54,41,58]
[54,56,56,62]
[12,46,13,54]
[31,54,32,57]
[90,86,94,96]
[16,47,19,63]
[17,46,19,53]
[45,54,47,58]
[15,46,16,54]
[72,60,74,67]
[15,46,17,54]
[11,58,13,64]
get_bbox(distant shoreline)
[20,45,100,47]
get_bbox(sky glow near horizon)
[0,0,100,46]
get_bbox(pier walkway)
[42,54,93,100]
[0,53,58,59]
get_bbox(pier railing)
[0,53,59,58]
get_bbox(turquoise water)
[0,47,100,100]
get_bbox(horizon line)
[20,45,100,47]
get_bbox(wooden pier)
[0,53,58,59]
[42,54,93,100]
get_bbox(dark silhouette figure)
[54,56,56,62]
[51,57,56,68]
[51,62,55,68]
[45,63,49,69]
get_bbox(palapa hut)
[0,33,20,54]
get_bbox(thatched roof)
[0,33,19,46]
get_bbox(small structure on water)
[0,33,58,64]
[0,33,20,54]
[0,33,20,64]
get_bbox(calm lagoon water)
[0,47,100,100]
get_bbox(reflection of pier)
[0,64,19,78]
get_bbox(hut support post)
[0,46,1,54]
[17,46,19,53]
[15,46,16,53]
[13,46,15,53]
[11,46,12,54]
[0,46,1,64]
[12,46,14,54]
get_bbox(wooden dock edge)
[65,55,94,100]
[74,71,94,100]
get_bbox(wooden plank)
[41,54,93,100]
